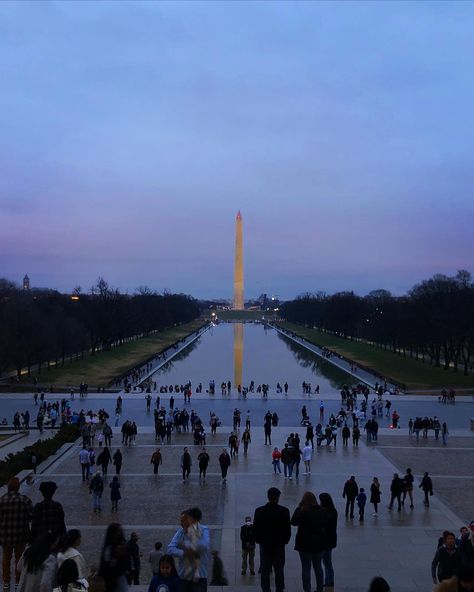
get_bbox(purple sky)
[1,1,473,300]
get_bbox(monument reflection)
[233,322,243,388]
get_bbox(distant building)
[23,274,30,290]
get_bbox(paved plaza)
[2,407,473,592]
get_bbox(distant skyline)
[1,1,473,299]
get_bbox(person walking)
[97,446,112,476]
[342,476,358,519]
[370,477,381,516]
[89,471,104,514]
[401,468,414,509]
[442,422,449,446]
[242,428,251,455]
[240,515,256,576]
[0,478,33,592]
[253,487,291,592]
[219,449,231,482]
[388,473,404,512]
[181,447,192,481]
[420,471,434,507]
[319,493,337,589]
[352,426,360,447]
[291,491,328,592]
[112,449,123,476]
[168,506,211,591]
[110,476,121,513]
[99,523,130,592]
[264,422,272,446]
[16,532,57,592]
[272,447,282,474]
[79,446,90,482]
[302,441,312,475]
[198,448,210,481]
[151,448,163,475]
[432,532,461,584]
[356,488,367,522]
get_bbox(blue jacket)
[167,525,210,580]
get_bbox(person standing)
[370,477,381,516]
[319,493,337,589]
[168,506,211,592]
[89,471,104,514]
[342,476,358,520]
[432,532,461,584]
[264,421,272,446]
[281,444,292,479]
[31,481,66,541]
[0,478,33,592]
[291,491,328,592]
[420,471,434,507]
[219,449,231,482]
[240,516,256,576]
[181,447,192,481]
[151,448,163,475]
[342,424,350,446]
[198,448,210,481]
[272,448,282,474]
[127,532,141,585]
[388,473,404,512]
[302,441,312,475]
[442,422,449,446]
[110,476,121,513]
[253,487,291,592]
[352,426,360,447]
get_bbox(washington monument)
[233,211,244,310]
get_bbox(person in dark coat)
[127,532,141,585]
[319,493,337,588]
[432,532,461,583]
[253,487,291,592]
[420,471,434,507]
[112,449,122,475]
[30,481,66,541]
[219,449,231,482]
[291,491,328,592]
[342,476,358,519]
[97,447,112,476]
[388,473,404,512]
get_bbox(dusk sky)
[1,1,473,300]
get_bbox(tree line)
[280,270,474,375]
[0,278,200,379]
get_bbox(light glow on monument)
[233,211,244,310]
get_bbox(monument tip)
[236,210,242,220]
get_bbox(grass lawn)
[278,322,474,391]
[217,310,277,321]
[25,319,207,389]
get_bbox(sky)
[1,1,473,300]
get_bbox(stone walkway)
[5,421,468,592]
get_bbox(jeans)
[181,578,207,592]
[260,545,285,592]
[321,548,334,586]
[299,550,323,592]
[81,463,90,481]
[92,492,102,511]
[273,460,281,474]
[2,543,26,585]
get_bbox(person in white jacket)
[302,441,313,475]
[57,530,88,588]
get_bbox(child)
[149,542,163,576]
[357,487,367,522]
[148,554,181,592]
[110,476,121,513]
